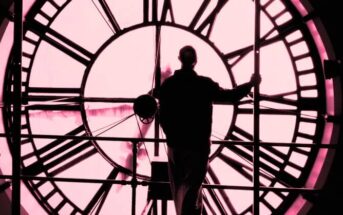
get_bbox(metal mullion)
[154,23,161,157]
[12,1,23,214]
[253,0,261,214]
[131,142,138,215]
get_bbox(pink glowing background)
[0,0,336,214]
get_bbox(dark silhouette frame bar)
[12,1,23,214]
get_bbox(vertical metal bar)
[143,0,149,23]
[131,142,138,215]
[154,23,161,157]
[152,0,158,22]
[162,200,167,215]
[12,0,23,214]
[253,0,261,214]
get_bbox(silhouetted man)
[159,45,261,215]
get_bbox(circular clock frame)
[0,0,341,214]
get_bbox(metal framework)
[0,133,333,214]
[11,1,23,214]
[0,0,339,214]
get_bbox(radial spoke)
[135,115,153,163]
[92,113,135,137]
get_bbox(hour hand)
[149,66,173,98]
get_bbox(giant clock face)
[0,0,340,214]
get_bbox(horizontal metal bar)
[212,140,336,148]
[0,175,319,193]
[204,184,320,193]
[0,133,166,143]
[0,97,136,108]
[22,95,244,105]
[24,96,135,103]
[17,97,237,106]
[0,133,335,148]
[0,175,133,185]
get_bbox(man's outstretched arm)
[215,73,261,103]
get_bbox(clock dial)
[0,0,339,214]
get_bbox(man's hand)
[249,73,262,86]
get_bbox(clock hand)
[148,67,172,98]
[152,23,162,157]
[28,105,134,125]
[28,97,153,158]
[151,24,162,92]
[86,105,132,118]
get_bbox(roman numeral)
[25,20,94,65]
[204,166,238,214]
[230,125,254,142]
[223,143,302,188]
[97,0,121,33]
[143,0,175,23]
[224,125,306,188]
[22,30,41,74]
[22,125,97,177]
[203,178,227,214]
[33,187,82,214]
[258,89,323,111]
[83,168,120,214]
[214,150,289,211]
[26,87,81,98]
[236,89,323,116]
[224,13,313,67]
[216,151,253,182]
[189,0,228,38]
[24,87,81,111]
[27,178,83,214]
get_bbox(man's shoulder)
[196,75,218,88]
[197,75,213,82]
[161,75,175,87]
[162,69,216,86]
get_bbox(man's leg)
[168,145,209,215]
[180,150,209,215]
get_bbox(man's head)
[179,45,197,68]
